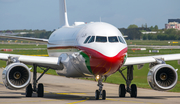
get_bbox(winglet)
[59,0,69,27]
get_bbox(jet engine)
[2,63,31,90]
[147,64,178,91]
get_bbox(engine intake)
[2,63,31,90]
[147,64,178,91]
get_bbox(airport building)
[168,19,180,23]
[165,19,180,30]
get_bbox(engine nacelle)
[147,64,178,91]
[2,63,31,90]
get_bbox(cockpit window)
[118,36,126,44]
[88,36,95,43]
[84,36,91,43]
[96,36,107,42]
[108,36,118,42]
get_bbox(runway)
[0,68,180,104]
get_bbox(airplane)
[0,0,179,100]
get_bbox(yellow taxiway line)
[67,98,89,104]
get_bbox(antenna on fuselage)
[59,0,69,27]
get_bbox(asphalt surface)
[0,68,180,104]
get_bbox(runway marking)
[67,97,89,104]
[0,82,3,85]
[56,93,86,95]
[107,98,162,104]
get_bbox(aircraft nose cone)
[90,48,127,75]
[79,46,127,76]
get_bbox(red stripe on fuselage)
[78,46,127,76]
[48,46,75,50]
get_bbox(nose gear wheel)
[95,76,106,100]
[119,84,126,97]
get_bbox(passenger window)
[108,36,118,42]
[84,36,91,43]
[88,36,95,43]
[96,36,107,42]
[118,36,126,44]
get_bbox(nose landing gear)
[95,75,106,100]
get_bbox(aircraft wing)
[0,53,63,70]
[0,35,48,43]
[124,54,180,66]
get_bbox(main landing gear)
[26,64,50,97]
[118,65,137,98]
[95,75,106,100]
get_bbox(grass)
[0,50,47,55]
[127,49,180,57]
[0,44,57,76]
[126,40,180,46]
[0,41,180,92]
[0,44,47,49]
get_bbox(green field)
[0,40,180,92]
[126,40,180,46]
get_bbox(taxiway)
[0,68,180,104]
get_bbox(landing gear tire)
[102,90,106,100]
[37,83,44,97]
[95,90,99,100]
[119,84,126,97]
[130,84,137,98]
[26,84,32,97]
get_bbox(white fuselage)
[47,22,127,77]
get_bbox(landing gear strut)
[95,76,106,100]
[26,64,49,97]
[118,65,137,98]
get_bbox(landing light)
[96,75,100,80]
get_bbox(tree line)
[119,24,180,40]
[0,29,53,40]
[142,29,180,40]
[1,25,180,40]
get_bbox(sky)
[0,0,180,31]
